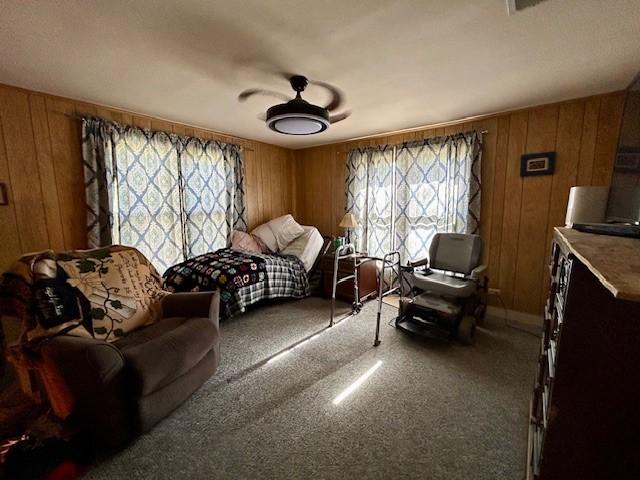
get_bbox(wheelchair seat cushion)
[411,271,476,298]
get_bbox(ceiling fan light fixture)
[240,74,350,135]
[266,100,330,135]
[267,113,329,135]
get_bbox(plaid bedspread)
[163,249,309,318]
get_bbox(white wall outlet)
[488,288,501,295]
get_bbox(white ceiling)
[1,0,639,149]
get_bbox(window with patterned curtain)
[180,138,246,258]
[344,146,395,259]
[113,128,184,272]
[345,131,481,264]
[82,118,246,274]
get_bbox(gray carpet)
[85,297,539,480]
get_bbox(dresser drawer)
[320,254,379,302]
[556,256,573,306]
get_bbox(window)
[346,132,481,263]
[83,119,246,274]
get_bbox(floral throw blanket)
[0,246,167,345]
[163,248,267,317]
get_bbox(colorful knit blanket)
[163,248,266,317]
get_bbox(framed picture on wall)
[614,151,640,173]
[520,152,556,177]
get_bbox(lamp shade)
[339,212,360,229]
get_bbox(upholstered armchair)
[40,291,220,446]
[1,246,220,447]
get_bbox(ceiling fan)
[238,74,350,135]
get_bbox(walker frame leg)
[373,251,401,347]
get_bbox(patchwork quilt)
[163,248,309,318]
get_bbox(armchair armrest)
[469,264,487,281]
[161,290,220,326]
[40,335,125,385]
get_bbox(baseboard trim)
[486,306,542,334]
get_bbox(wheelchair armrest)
[469,264,487,281]
[408,257,430,269]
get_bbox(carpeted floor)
[85,297,539,480]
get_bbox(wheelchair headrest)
[429,233,482,275]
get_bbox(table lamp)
[339,212,360,245]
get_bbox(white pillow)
[251,223,278,252]
[281,226,324,272]
[268,214,305,250]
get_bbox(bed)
[162,226,327,318]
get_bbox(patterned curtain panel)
[82,119,116,247]
[344,130,482,264]
[114,128,184,273]
[365,146,395,259]
[394,131,482,262]
[81,118,247,274]
[225,143,247,233]
[345,148,370,252]
[180,139,246,258]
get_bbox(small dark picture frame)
[0,182,8,206]
[520,152,556,177]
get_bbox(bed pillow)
[251,223,278,252]
[267,214,305,251]
[281,226,325,272]
[230,230,263,253]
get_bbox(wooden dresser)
[527,227,640,480]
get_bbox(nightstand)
[319,252,379,303]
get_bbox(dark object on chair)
[396,233,487,345]
[37,291,220,447]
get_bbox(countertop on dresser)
[554,227,640,302]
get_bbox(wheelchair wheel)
[458,315,477,345]
[474,303,487,326]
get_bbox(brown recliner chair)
[1,247,220,448]
[38,290,220,446]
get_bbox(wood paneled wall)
[0,83,295,272]
[0,81,625,316]
[293,92,626,315]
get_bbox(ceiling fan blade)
[238,89,291,102]
[329,111,351,124]
[309,80,344,111]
